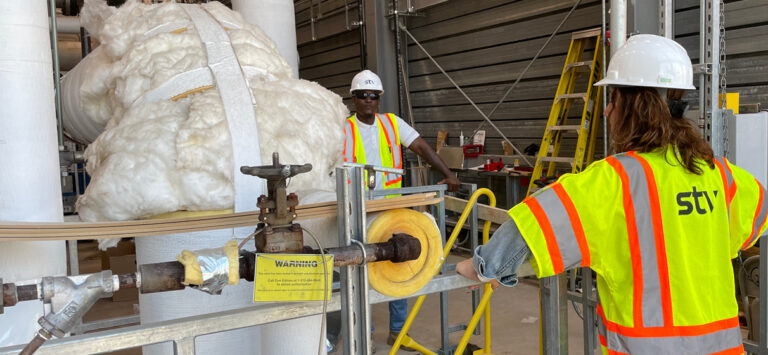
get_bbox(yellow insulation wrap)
[177,239,240,286]
[149,209,240,286]
[367,209,443,297]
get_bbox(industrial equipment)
[1,153,428,355]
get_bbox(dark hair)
[609,87,714,174]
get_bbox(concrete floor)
[365,278,594,355]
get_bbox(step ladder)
[526,28,605,196]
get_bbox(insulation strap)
[181,4,263,237]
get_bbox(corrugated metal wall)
[295,0,361,110]
[404,0,768,156]
[295,0,768,156]
[405,0,605,156]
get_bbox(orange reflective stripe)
[627,152,673,327]
[525,197,564,273]
[383,113,402,168]
[713,159,731,208]
[606,156,644,328]
[742,178,767,250]
[384,176,402,186]
[597,305,740,337]
[552,183,590,267]
[724,158,738,204]
[345,119,359,163]
[343,122,349,162]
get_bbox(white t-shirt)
[353,113,419,191]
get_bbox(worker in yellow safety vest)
[342,69,460,193]
[329,70,460,352]
[456,34,767,355]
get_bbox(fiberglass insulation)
[75,0,348,223]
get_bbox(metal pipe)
[0,235,424,298]
[19,334,46,355]
[53,15,79,33]
[343,162,404,174]
[49,0,64,147]
[609,0,627,57]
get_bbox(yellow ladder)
[526,28,604,196]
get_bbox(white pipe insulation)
[610,0,627,57]
[60,48,106,144]
[0,0,67,347]
[232,0,299,78]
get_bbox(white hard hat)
[595,34,695,90]
[350,70,384,94]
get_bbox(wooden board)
[444,196,510,225]
[0,193,441,241]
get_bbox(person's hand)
[456,258,500,290]
[437,174,461,192]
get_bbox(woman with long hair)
[457,34,767,354]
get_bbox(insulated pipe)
[0,0,67,347]
[60,47,106,144]
[610,0,627,57]
[231,0,299,78]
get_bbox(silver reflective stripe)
[613,155,665,328]
[714,156,734,191]
[377,114,402,184]
[343,119,355,163]
[604,325,743,355]
[534,188,583,269]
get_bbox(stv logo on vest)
[676,186,718,215]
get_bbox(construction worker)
[335,69,460,350]
[456,34,767,354]
[343,69,460,193]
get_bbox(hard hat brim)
[594,78,696,90]
[350,89,385,95]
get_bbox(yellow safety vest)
[343,113,403,192]
[509,146,767,355]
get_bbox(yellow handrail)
[389,188,497,355]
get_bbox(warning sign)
[253,254,333,302]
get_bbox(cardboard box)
[437,147,465,169]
